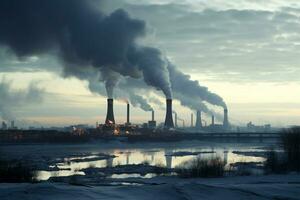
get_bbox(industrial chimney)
[191,113,194,127]
[195,110,202,129]
[152,110,154,121]
[223,108,229,128]
[174,112,178,128]
[211,115,215,126]
[148,110,156,129]
[105,99,115,125]
[126,103,130,125]
[164,99,174,128]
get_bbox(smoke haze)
[0,79,44,120]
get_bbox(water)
[0,139,276,181]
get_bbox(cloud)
[105,1,300,83]
[0,78,44,120]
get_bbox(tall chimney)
[127,103,130,124]
[195,110,202,128]
[223,108,229,128]
[152,110,154,121]
[174,112,178,128]
[164,99,174,128]
[211,115,215,126]
[105,99,115,124]
[191,113,194,127]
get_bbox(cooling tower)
[164,99,174,128]
[223,108,229,128]
[105,99,115,124]
[195,110,203,128]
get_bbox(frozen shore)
[0,174,299,200]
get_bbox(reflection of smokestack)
[127,103,130,124]
[195,110,202,128]
[223,108,229,128]
[105,99,115,124]
[191,113,194,127]
[164,99,174,128]
[211,115,215,126]
[152,110,154,121]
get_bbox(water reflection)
[36,145,266,181]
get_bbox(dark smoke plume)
[0,0,226,116]
[0,78,44,120]
[174,92,223,120]
[168,63,226,108]
[63,63,154,112]
[0,0,172,98]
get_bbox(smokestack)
[152,110,154,121]
[223,108,229,128]
[191,113,194,127]
[195,110,202,129]
[105,99,115,125]
[148,110,156,129]
[164,99,174,128]
[127,103,130,124]
[211,115,215,126]
[174,112,178,128]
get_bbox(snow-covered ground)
[0,174,300,200]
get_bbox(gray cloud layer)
[105,1,300,83]
[0,79,44,120]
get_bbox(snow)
[1,174,300,200]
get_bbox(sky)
[1,0,300,127]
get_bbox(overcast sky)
[1,0,300,127]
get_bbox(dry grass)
[175,157,225,178]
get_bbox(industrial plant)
[90,97,232,137]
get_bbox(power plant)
[98,97,230,135]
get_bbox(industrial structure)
[148,110,156,129]
[223,108,229,129]
[164,99,174,128]
[195,110,202,129]
[98,97,231,135]
[125,103,131,126]
[105,99,115,125]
